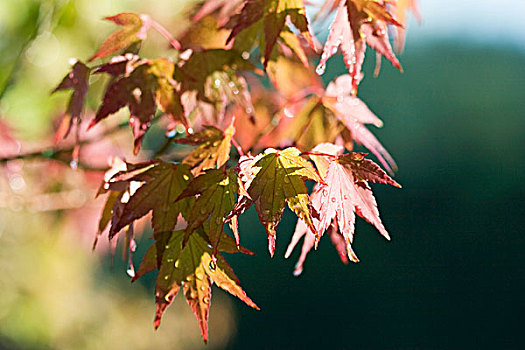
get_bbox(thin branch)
[0,120,129,170]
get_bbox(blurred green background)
[1,0,524,349]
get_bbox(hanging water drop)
[315,63,326,75]
[126,266,135,278]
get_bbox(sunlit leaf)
[154,229,258,342]
[235,147,323,256]
[105,160,194,238]
[177,168,239,255]
[176,120,235,175]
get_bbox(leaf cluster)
[51,0,418,342]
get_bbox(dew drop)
[322,189,328,196]
[214,79,221,87]
[315,63,326,75]
[343,195,348,200]
[175,260,180,268]
[195,271,204,280]
[331,197,336,203]
[183,174,190,181]
[202,296,210,304]
[209,260,217,271]
[200,286,206,291]
[166,129,177,138]
[69,160,78,169]
[164,275,169,280]
[241,51,250,60]
[103,183,110,190]
[126,267,135,278]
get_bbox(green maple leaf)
[176,49,254,99]
[151,229,258,342]
[106,160,194,238]
[237,147,323,256]
[177,168,239,256]
[226,0,314,67]
[175,121,235,175]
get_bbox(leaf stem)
[150,20,181,50]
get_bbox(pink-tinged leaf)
[52,61,90,141]
[323,75,397,173]
[328,221,352,264]
[309,142,344,179]
[310,161,357,248]
[193,0,244,26]
[286,151,399,272]
[324,75,383,127]
[284,218,316,276]
[89,13,151,62]
[392,0,422,52]
[316,0,365,94]
[361,21,401,71]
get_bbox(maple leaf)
[235,147,323,256]
[103,160,194,239]
[177,168,239,256]
[89,13,151,62]
[175,120,235,175]
[274,96,345,150]
[90,58,187,154]
[152,229,258,342]
[392,0,421,52]
[176,49,254,99]
[323,74,397,173]
[316,0,402,94]
[148,58,188,129]
[226,0,315,67]
[52,60,90,141]
[285,143,399,274]
[315,0,366,94]
[192,0,244,27]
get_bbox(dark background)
[222,43,525,349]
